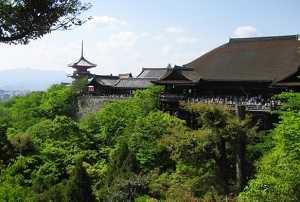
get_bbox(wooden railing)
[82,95,133,100]
[159,94,280,111]
[80,94,280,111]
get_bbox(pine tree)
[66,159,95,202]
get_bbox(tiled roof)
[137,68,168,78]
[88,75,119,86]
[154,65,200,84]
[114,78,155,88]
[185,35,300,82]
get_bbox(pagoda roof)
[184,35,300,83]
[68,56,97,68]
[68,41,97,68]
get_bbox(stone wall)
[76,97,112,119]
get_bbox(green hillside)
[0,83,299,201]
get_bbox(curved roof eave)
[68,56,97,68]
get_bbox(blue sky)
[1,0,299,77]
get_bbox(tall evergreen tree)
[66,159,95,202]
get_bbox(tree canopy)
[1,83,295,201]
[0,0,92,44]
[239,91,300,201]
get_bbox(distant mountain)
[0,68,72,90]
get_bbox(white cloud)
[0,42,82,73]
[173,51,200,62]
[161,45,171,55]
[176,36,198,44]
[140,32,150,37]
[234,26,260,38]
[165,26,184,33]
[86,15,128,30]
[93,31,140,75]
[132,53,143,61]
[97,31,138,54]
[154,33,165,41]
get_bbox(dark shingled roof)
[114,78,155,89]
[88,75,119,86]
[153,65,201,84]
[185,35,300,83]
[137,68,168,78]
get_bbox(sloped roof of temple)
[137,67,169,78]
[88,75,119,86]
[116,67,168,88]
[114,78,155,89]
[68,41,97,68]
[88,67,168,89]
[153,65,201,84]
[186,35,300,84]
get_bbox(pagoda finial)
[81,40,83,57]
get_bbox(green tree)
[96,99,136,143]
[0,0,92,44]
[40,84,77,119]
[10,133,38,156]
[160,102,260,199]
[240,91,300,201]
[183,102,231,194]
[0,107,13,164]
[129,110,185,172]
[0,181,35,202]
[66,159,95,202]
[106,141,140,183]
[71,76,88,94]
[101,141,149,202]
[2,91,44,131]
[133,85,164,116]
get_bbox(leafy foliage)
[0,0,92,44]
[0,85,280,201]
[160,102,261,198]
[3,91,44,131]
[240,92,300,201]
[40,84,77,119]
[129,110,185,171]
[66,159,95,202]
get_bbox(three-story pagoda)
[68,41,97,80]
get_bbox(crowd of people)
[161,94,282,110]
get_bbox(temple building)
[70,35,300,102]
[87,67,168,96]
[68,41,97,80]
[152,35,300,129]
[67,42,169,95]
[153,35,300,99]
[71,35,300,129]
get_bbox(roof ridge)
[142,67,168,70]
[229,35,298,43]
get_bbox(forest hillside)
[0,83,299,201]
